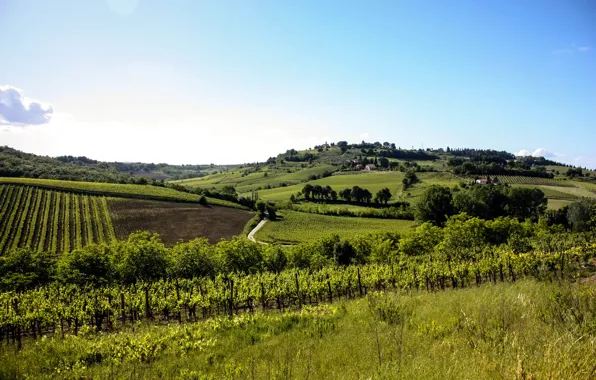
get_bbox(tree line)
[1,209,594,292]
[299,184,403,206]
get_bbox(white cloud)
[514,149,531,157]
[532,148,554,157]
[515,148,557,158]
[578,46,592,52]
[359,132,369,139]
[0,85,54,125]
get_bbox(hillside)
[0,183,254,253]
[0,146,232,183]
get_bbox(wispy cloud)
[552,44,592,55]
[552,48,574,55]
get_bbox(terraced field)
[0,185,116,254]
[173,164,338,193]
[0,177,244,209]
[255,210,416,244]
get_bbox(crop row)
[0,185,117,255]
[0,243,593,345]
[494,175,575,187]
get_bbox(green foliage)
[57,244,116,286]
[113,232,169,283]
[567,197,596,231]
[0,248,53,291]
[169,238,217,279]
[416,185,455,226]
[216,237,263,274]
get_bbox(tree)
[169,238,217,278]
[57,244,116,285]
[362,189,373,203]
[375,188,392,204]
[0,248,53,291]
[379,157,389,168]
[339,188,352,202]
[216,238,263,274]
[505,187,547,221]
[416,185,455,226]
[302,184,313,200]
[567,198,596,231]
[402,170,418,189]
[114,232,169,283]
[263,245,288,273]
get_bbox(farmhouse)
[365,164,376,171]
[355,164,365,170]
[475,178,489,184]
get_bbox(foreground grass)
[0,178,245,209]
[1,280,594,379]
[256,210,416,244]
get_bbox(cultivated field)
[0,177,243,208]
[108,199,254,245]
[493,175,575,187]
[250,171,461,203]
[173,164,337,193]
[255,211,416,244]
[0,185,116,254]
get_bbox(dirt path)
[247,219,268,245]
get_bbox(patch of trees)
[1,211,591,291]
[377,149,437,161]
[566,167,585,178]
[402,171,418,190]
[447,148,515,161]
[416,184,548,225]
[546,198,596,232]
[299,184,406,209]
[282,149,317,162]
[450,161,553,178]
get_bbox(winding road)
[247,218,269,245]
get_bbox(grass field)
[172,163,338,193]
[0,177,244,209]
[256,211,416,244]
[108,198,254,245]
[546,199,573,210]
[0,185,116,254]
[3,280,593,379]
[250,171,461,203]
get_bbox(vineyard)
[0,242,593,347]
[0,185,116,255]
[493,175,576,187]
[0,177,245,209]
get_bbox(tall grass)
[1,280,593,379]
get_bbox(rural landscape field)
[2,1,596,379]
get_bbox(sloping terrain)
[108,198,254,245]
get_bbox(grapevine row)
[0,244,593,346]
[0,185,116,255]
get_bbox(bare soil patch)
[108,198,253,245]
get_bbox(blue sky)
[1,0,594,166]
